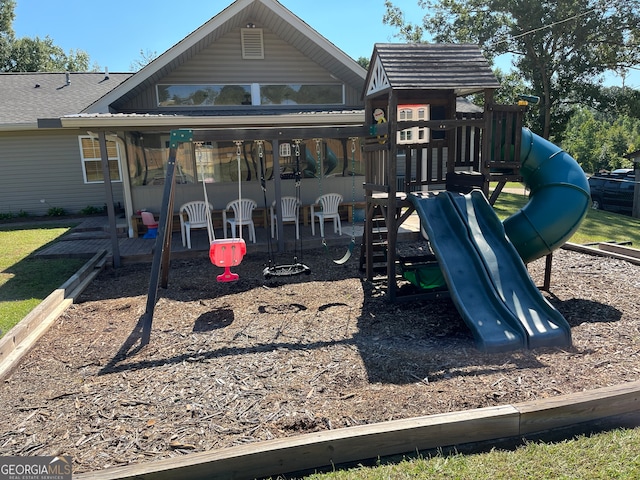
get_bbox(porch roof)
[38,108,366,133]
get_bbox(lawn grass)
[0,223,86,337]
[302,428,640,479]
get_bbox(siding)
[0,131,124,216]
[120,27,362,111]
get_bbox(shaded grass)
[0,224,86,337]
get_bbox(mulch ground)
[0,244,639,474]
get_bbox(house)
[0,0,369,238]
[0,0,500,245]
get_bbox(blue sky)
[12,0,637,88]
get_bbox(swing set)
[140,128,364,345]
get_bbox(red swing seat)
[209,238,247,282]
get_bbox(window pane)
[80,137,119,159]
[157,85,251,106]
[85,160,102,182]
[108,160,121,181]
[260,84,343,105]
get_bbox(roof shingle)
[367,43,499,97]
[0,72,132,126]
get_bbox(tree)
[384,0,640,140]
[6,36,89,72]
[356,56,369,70]
[0,0,90,72]
[0,0,16,68]
[129,48,158,72]
[562,106,640,173]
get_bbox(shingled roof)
[364,43,500,98]
[0,72,132,129]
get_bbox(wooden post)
[98,131,121,268]
[141,129,191,346]
[481,89,495,196]
[386,91,398,302]
[633,160,640,219]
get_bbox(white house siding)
[119,27,363,111]
[0,130,124,216]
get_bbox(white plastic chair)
[311,193,343,237]
[223,198,257,243]
[179,201,214,249]
[270,196,301,239]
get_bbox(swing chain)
[293,139,302,187]
[256,140,266,193]
[348,137,359,240]
[314,138,323,210]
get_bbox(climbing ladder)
[359,203,388,273]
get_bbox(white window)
[78,136,123,184]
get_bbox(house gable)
[86,0,367,114]
[117,25,363,112]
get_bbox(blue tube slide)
[503,129,591,263]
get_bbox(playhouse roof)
[364,43,500,98]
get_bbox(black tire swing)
[259,139,311,279]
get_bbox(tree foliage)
[562,106,640,173]
[384,0,640,140]
[5,35,90,72]
[129,48,158,72]
[0,0,90,72]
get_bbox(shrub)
[80,205,103,215]
[47,207,66,217]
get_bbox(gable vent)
[241,28,264,59]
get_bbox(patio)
[34,214,422,265]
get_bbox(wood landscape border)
[0,249,107,381]
[1,246,639,479]
[73,381,640,480]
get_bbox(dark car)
[588,169,637,215]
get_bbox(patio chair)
[270,196,301,240]
[223,198,257,243]
[179,201,214,249]
[311,193,343,237]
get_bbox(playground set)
[141,43,590,353]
